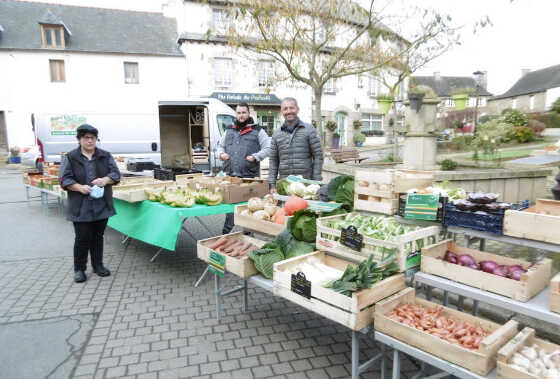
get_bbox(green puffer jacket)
[269,118,323,187]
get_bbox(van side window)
[217,114,235,135]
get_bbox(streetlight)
[473,70,484,132]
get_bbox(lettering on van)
[50,115,87,135]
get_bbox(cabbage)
[288,182,306,197]
[304,184,321,196]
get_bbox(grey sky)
[21,0,559,95]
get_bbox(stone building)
[487,65,560,115]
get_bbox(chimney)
[434,72,441,80]
[521,69,530,77]
[480,70,488,89]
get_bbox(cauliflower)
[288,182,306,197]
[248,197,265,212]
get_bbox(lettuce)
[288,210,318,242]
[247,242,284,279]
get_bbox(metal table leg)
[392,350,400,379]
[215,274,222,321]
[352,330,360,379]
[443,291,449,306]
[381,343,386,379]
[426,285,432,301]
[457,295,465,311]
[194,267,209,287]
[243,279,248,312]
[479,238,486,251]
[472,300,479,316]
[150,248,165,262]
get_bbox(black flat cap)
[76,124,98,136]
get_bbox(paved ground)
[0,169,426,379]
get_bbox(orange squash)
[284,195,308,216]
[273,208,286,224]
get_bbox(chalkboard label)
[291,272,311,299]
[340,225,363,252]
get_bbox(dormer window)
[41,24,65,48]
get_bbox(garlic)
[521,346,538,360]
[511,353,531,369]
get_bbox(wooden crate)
[354,170,434,215]
[273,251,406,330]
[196,232,266,278]
[316,212,441,271]
[234,205,290,236]
[374,288,519,376]
[113,181,174,203]
[504,199,560,245]
[550,273,560,314]
[421,240,552,302]
[497,327,560,379]
[175,172,204,184]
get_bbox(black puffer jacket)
[269,118,323,187]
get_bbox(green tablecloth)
[108,199,239,251]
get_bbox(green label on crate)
[406,251,421,269]
[208,251,225,277]
[404,194,439,221]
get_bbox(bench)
[329,148,368,164]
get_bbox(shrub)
[353,132,366,144]
[326,120,337,131]
[447,135,474,150]
[507,126,535,143]
[535,112,560,128]
[552,97,560,113]
[502,109,529,126]
[478,114,499,124]
[440,159,458,171]
[528,119,546,136]
[353,120,362,129]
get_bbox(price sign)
[340,225,363,252]
[208,251,225,277]
[404,194,440,221]
[291,272,311,299]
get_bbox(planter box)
[550,273,560,314]
[421,240,552,302]
[497,327,559,379]
[197,232,266,278]
[504,199,560,244]
[273,251,405,330]
[316,212,441,271]
[374,287,519,376]
[354,170,434,215]
[234,204,290,236]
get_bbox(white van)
[31,97,237,173]
[158,98,236,174]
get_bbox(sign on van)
[50,115,87,135]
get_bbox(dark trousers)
[222,212,234,234]
[73,219,108,272]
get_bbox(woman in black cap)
[59,124,121,283]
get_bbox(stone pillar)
[401,98,440,170]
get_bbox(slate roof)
[0,0,182,56]
[491,64,560,100]
[411,76,493,97]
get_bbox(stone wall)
[487,92,547,115]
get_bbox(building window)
[512,98,517,109]
[324,78,337,94]
[49,59,65,82]
[214,58,232,87]
[257,60,274,87]
[530,95,535,110]
[212,8,229,35]
[41,25,65,48]
[357,75,364,89]
[124,62,139,84]
[258,112,278,135]
[361,113,383,131]
[445,98,455,107]
[367,76,378,97]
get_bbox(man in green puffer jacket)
[269,97,323,191]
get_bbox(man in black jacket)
[216,102,270,233]
[59,124,121,283]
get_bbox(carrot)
[221,238,239,252]
[222,240,242,254]
[237,244,258,257]
[210,235,228,250]
[230,242,252,257]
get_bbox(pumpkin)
[284,195,308,216]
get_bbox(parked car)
[21,145,42,169]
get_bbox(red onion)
[510,269,525,281]
[444,251,459,264]
[480,261,498,273]
[468,263,480,270]
[508,265,526,273]
[492,266,509,277]
[458,254,476,267]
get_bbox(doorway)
[335,112,347,146]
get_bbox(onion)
[508,265,526,273]
[492,266,509,277]
[458,254,476,267]
[510,269,525,281]
[480,261,498,273]
[468,263,480,270]
[444,251,459,264]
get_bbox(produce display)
[386,303,490,350]
[452,192,513,213]
[326,255,399,296]
[440,250,528,280]
[282,255,344,286]
[241,195,283,222]
[207,235,259,258]
[508,344,560,378]
[276,176,321,199]
[407,182,467,201]
[145,186,222,207]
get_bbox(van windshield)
[217,114,235,135]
